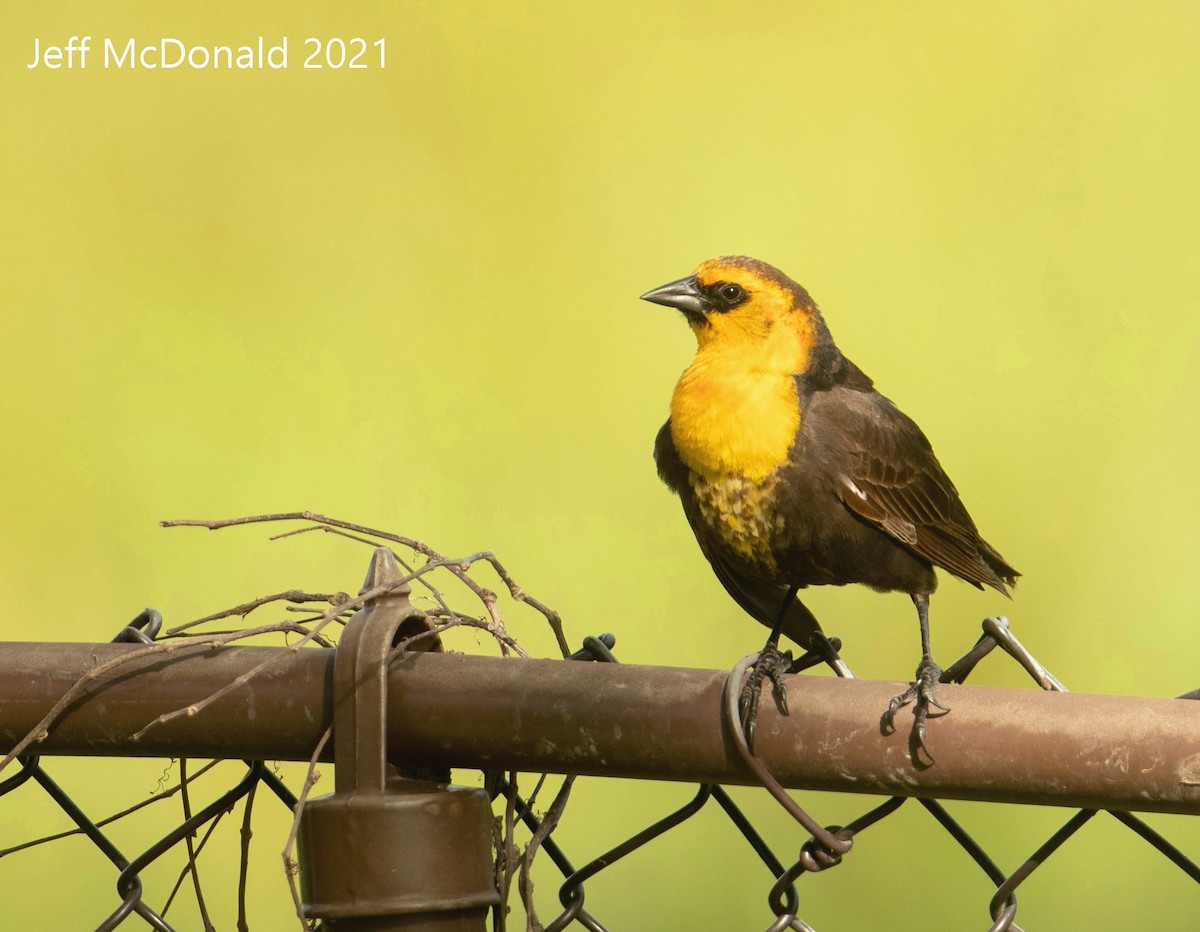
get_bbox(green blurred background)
[3,1,1199,928]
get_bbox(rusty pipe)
[1,642,1198,815]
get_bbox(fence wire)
[0,611,300,931]
[2,556,1198,929]
[485,619,1200,932]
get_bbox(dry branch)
[5,511,573,932]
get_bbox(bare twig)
[0,760,221,858]
[387,620,460,662]
[163,512,567,655]
[162,809,227,918]
[477,552,569,659]
[177,759,216,932]
[0,616,350,777]
[496,771,520,932]
[238,776,258,932]
[4,511,573,931]
[170,622,336,648]
[424,609,531,658]
[1,638,202,774]
[518,776,576,931]
[268,524,461,621]
[166,590,347,636]
[131,582,409,741]
[284,725,333,931]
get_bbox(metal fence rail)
[2,538,1198,931]
[4,640,1200,814]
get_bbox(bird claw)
[740,643,794,745]
[883,656,948,761]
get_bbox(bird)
[641,255,1018,755]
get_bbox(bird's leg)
[884,593,949,759]
[739,587,798,744]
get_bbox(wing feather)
[825,391,1019,593]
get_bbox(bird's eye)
[718,283,746,305]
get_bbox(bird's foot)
[739,642,794,745]
[883,655,949,761]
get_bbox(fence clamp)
[298,548,499,931]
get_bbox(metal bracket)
[298,548,499,930]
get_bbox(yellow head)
[641,254,825,369]
[642,256,833,480]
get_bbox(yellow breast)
[666,286,816,566]
[669,345,802,483]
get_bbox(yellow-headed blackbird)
[642,255,1018,748]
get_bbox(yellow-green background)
[3,1,1199,928]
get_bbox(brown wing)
[817,390,1019,594]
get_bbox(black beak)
[639,275,708,315]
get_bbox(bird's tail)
[979,540,1020,596]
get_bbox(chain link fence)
[2,514,1197,930]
